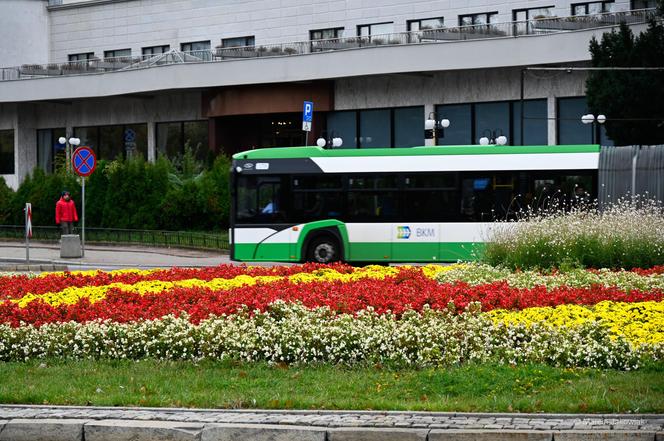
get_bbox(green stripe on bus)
[234,243,294,261]
[233,145,600,160]
[350,242,483,262]
[233,241,485,263]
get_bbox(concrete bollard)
[60,234,82,258]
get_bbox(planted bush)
[2,153,231,232]
[482,198,664,270]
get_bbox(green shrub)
[0,151,233,232]
[8,169,79,227]
[0,177,13,225]
[481,198,664,270]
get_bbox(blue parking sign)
[303,101,313,122]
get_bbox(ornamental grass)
[481,197,664,270]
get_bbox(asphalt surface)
[0,240,240,271]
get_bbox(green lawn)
[1,360,662,413]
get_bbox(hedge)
[0,155,231,232]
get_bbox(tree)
[585,13,664,145]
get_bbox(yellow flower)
[488,301,664,346]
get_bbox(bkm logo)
[397,226,411,239]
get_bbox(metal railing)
[0,9,656,82]
[0,225,229,250]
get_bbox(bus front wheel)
[306,235,340,264]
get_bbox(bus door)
[345,175,397,261]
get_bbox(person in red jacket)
[55,190,78,235]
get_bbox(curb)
[0,420,661,441]
[0,263,68,272]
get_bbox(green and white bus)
[230,144,599,263]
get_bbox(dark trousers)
[60,222,74,235]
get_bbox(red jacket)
[55,197,78,224]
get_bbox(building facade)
[0,0,656,189]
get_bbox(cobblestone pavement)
[1,405,663,431]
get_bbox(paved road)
[0,240,244,270]
[0,405,662,440]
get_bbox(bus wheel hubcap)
[314,244,334,262]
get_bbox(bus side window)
[461,177,493,221]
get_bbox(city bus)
[230,144,599,263]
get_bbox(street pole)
[520,68,525,146]
[81,176,85,257]
[24,204,30,265]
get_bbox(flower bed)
[0,264,662,368]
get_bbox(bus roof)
[232,145,600,160]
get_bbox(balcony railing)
[0,9,655,82]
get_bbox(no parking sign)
[72,146,96,177]
[71,146,96,258]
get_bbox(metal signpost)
[72,146,97,258]
[302,101,313,145]
[24,203,32,264]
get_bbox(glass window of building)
[310,28,344,40]
[74,124,148,160]
[475,101,510,144]
[513,7,554,33]
[184,121,210,161]
[0,130,14,174]
[222,36,256,47]
[181,41,211,60]
[554,98,613,145]
[435,104,472,145]
[437,100,548,146]
[74,127,99,153]
[359,109,391,148]
[631,0,657,8]
[327,107,424,149]
[459,12,498,26]
[572,1,615,15]
[141,45,170,57]
[327,111,357,148]
[37,128,66,172]
[103,49,131,59]
[512,99,548,145]
[558,97,592,144]
[156,120,209,161]
[513,6,554,20]
[357,22,394,38]
[68,52,95,62]
[407,17,445,31]
[394,107,424,147]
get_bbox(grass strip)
[1,360,662,413]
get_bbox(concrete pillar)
[424,103,435,146]
[16,104,37,186]
[65,122,74,172]
[547,95,557,145]
[147,120,156,162]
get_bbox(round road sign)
[72,146,97,177]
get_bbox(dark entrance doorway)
[212,112,326,155]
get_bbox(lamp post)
[58,136,81,173]
[424,112,450,144]
[581,113,606,144]
[478,129,508,146]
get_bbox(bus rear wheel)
[306,235,340,264]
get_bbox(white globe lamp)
[581,114,595,125]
